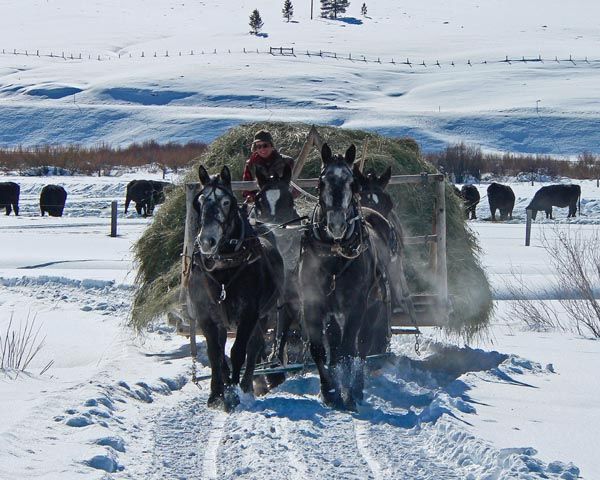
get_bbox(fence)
[1,46,595,69]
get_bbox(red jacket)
[242,150,294,201]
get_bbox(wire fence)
[0,46,595,69]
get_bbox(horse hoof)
[322,389,344,410]
[224,387,240,411]
[207,393,226,410]
[266,372,286,390]
[343,395,358,412]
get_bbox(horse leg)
[266,304,292,389]
[218,325,230,384]
[341,304,367,410]
[229,316,258,385]
[306,308,343,408]
[240,318,267,394]
[203,322,227,411]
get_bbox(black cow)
[460,184,480,219]
[487,182,515,221]
[124,179,172,216]
[527,184,581,219]
[0,181,20,215]
[40,184,67,217]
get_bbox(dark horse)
[354,166,419,355]
[186,165,284,411]
[299,144,380,410]
[253,164,304,383]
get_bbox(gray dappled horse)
[354,166,419,354]
[299,144,381,410]
[186,165,284,411]
[253,164,304,385]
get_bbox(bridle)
[194,181,244,255]
[306,162,366,259]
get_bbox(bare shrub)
[1,313,53,376]
[543,227,600,337]
[0,141,207,175]
[504,227,600,337]
[503,269,565,332]
[425,144,600,180]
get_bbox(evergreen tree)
[249,9,263,34]
[320,0,350,20]
[282,0,294,22]
[361,2,367,16]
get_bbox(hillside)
[0,0,599,154]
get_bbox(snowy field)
[0,174,599,479]
[1,0,600,155]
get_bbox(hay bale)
[130,121,492,340]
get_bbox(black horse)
[253,164,304,383]
[299,144,379,410]
[354,166,419,355]
[186,165,284,411]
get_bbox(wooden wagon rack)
[173,126,450,336]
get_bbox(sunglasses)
[254,143,271,150]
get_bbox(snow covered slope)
[1,0,600,154]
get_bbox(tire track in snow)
[140,386,232,480]
[354,419,464,479]
[353,418,383,480]
[201,411,227,479]
[279,401,375,480]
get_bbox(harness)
[191,180,281,315]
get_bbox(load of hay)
[131,122,493,340]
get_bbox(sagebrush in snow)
[0,313,53,375]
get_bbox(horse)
[354,166,419,354]
[186,165,284,411]
[299,143,380,410]
[253,164,305,385]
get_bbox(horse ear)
[353,163,366,187]
[321,143,332,164]
[345,144,357,165]
[220,165,232,188]
[198,165,210,186]
[379,166,392,189]
[255,164,268,187]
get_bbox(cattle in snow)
[487,182,515,221]
[0,181,20,215]
[526,184,581,219]
[40,184,67,217]
[124,179,172,216]
[460,184,480,219]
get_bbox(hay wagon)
[172,126,451,355]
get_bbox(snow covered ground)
[1,0,600,155]
[0,174,599,479]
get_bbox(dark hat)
[253,130,274,146]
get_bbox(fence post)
[110,201,118,237]
[525,209,532,246]
[435,179,448,305]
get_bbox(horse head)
[194,165,238,255]
[318,143,359,240]
[254,163,296,223]
[354,165,393,216]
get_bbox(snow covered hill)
[1,0,600,154]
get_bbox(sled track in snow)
[126,361,581,480]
